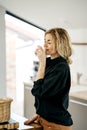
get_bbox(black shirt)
[31,56,73,126]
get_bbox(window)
[5,12,45,116]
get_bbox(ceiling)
[0,0,87,30]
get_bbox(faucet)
[77,72,82,85]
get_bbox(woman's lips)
[45,49,49,51]
[45,49,49,54]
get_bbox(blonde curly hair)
[45,28,72,64]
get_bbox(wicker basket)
[0,98,13,123]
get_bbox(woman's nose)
[44,42,47,47]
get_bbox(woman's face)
[44,33,59,59]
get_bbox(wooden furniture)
[0,118,19,129]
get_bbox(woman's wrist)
[36,64,45,80]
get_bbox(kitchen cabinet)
[24,82,36,119]
[69,97,87,130]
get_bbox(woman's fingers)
[24,115,38,125]
[24,119,33,125]
[36,46,44,54]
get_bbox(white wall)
[0,5,6,97]
[68,29,87,43]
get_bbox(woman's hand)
[35,46,46,80]
[24,114,39,125]
[35,45,46,66]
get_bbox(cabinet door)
[24,86,35,119]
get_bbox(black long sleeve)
[32,60,70,98]
[31,56,73,126]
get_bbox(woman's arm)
[32,63,70,98]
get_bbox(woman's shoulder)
[46,56,69,71]
[46,56,68,65]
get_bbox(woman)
[24,28,73,130]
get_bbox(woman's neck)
[50,53,60,59]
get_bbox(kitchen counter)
[70,90,87,100]
[24,82,33,87]
[70,85,87,103]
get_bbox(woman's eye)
[48,42,51,44]
[44,41,51,44]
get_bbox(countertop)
[69,85,87,103]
